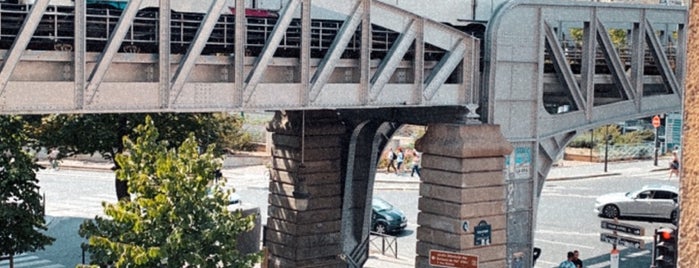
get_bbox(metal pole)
[604,127,609,173]
[654,126,659,166]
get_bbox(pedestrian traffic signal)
[654,228,677,268]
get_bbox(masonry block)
[267,206,341,224]
[268,193,342,211]
[268,181,342,198]
[267,255,344,268]
[419,183,506,203]
[422,155,505,173]
[421,169,507,188]
[419,197,506,218]
[266,217,341,237]
[416,226,506,250]
[417,212,506,235]
[415,124,513,158]
[266,241,342,261]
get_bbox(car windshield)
[372,198,393,211]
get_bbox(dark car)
[371,197,407,235]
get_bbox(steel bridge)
[0,0,686,267]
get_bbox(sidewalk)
[40,155,675,189]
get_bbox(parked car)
[371,197,407,235]
[594,184,678,221]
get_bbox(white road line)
[534,238,595,250]
[539,193,598,199]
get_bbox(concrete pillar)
[679,1,698,265]
[415,124,513,268]
[265,110,347,267]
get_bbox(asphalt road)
[1,160,677,268]
[535,170,677,268]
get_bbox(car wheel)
[374,223,387,234]
[602,205,620,218]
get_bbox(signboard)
[513,147,531,179]
[652,115,661,128]
[601,220,645,236]
[474,220,491,246]
[600,232,645,249]
[429,250,478,268]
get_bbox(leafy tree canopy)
[79,116,260,267]
[27,113,253,162]
[0,116,54,256]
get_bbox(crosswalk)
[0,255,65,268]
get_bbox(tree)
[0,116,54,257]
[26,113,253,200]
[79,116,260,267]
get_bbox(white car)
[594,184,678,221]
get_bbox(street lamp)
[604,127,610,173]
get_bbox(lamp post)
[604,126,610,173]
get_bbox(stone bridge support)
[415,124,513,268]
[264,110,517,267]
[265,110,347,267]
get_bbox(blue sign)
[474,220,491,246]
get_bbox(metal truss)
[0,0,478,114]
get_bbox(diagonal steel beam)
[243,0,301,104]
[369,20,417,101]
[423,40,466,101]
[359,0,371,105]
[159,0,171,109]
[234,0,245,106]
[595,19,635,101]
[170,0,226,104]
[580,20,597,120]
[309,0,365,102]
[300,0,311,105]
[630,20,645,109]
[85,0,143,105]
[543,21,585,112]
[645,19,682,97]
[0,0,50,96]
[74,0,86,109]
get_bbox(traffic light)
[654,228,677,268]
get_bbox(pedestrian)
[386,148,396,173]
[572,250,583,268]
[669,151,679,179]
[411,150,421,178]
[559,251,576,268]
[395,148,404,174]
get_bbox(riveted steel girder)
[0,0,478,114]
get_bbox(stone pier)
[415,124,513,267]
[264,110,347,267]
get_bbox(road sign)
[653,115,661,128]
[429,250,478,268]
[474,220,491,246]
[600,232,645,249]
[601,220,645,236]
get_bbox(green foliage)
[0,116,54,256]
[27,113,253,161]
[568,28,628,48]
[79,117,260,267]
[569,125,654,148]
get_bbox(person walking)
[395,148,404,174]
[386,148,397,173]
[559,252,576,268]
[669,151,680,179]
[411,150,421,177]
[572,250,583,268]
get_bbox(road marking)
[539,193,598,199]
[534,238,595,249]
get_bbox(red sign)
[652,115,661,128]
[429,250,478,268]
